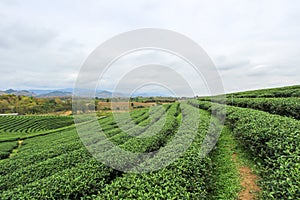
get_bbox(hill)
[37,91,72,98]
[228,85,300,98]
[0,89,35,96]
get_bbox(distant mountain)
[95,90,112,98]
[96,90,124,98]
[0,88,167,98]
[29,89,55,95]
[72,88,125,98]
[29,88,166,97]
[36,89,125,98]
[5,89,16,94]
[130,92,174,97]
[0,89,35,96]
[29,88,74,95]
[37,91,72,97]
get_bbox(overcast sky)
[0,0,299,95]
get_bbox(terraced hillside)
[0,88,299,199]
[0,115,74,133]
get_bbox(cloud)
[0,0,299,95]
[0,22,58,49]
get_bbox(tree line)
[0,95,72,115]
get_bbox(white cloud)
[0,0,299,94]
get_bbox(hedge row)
[91,104,216,199]
[0,115,74,133]
[228,85,300,98]
[197,100,300,199]
[0,141,18,159]
[209,97,300,119]
[0,104,181,199]
[0,108,156,176]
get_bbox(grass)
[209,126,240,199]
[232,133,262,199]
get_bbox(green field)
[0,86,299,199]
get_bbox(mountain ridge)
[0,88,173,97]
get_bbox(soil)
[233,153,260,200]
[63,111,72,116]
[232,153,237,162]
[9,139,24,158]
[18,140,23,145]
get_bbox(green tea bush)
[198,101,300,199]
[219,97,300,119]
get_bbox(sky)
[0,0,299,95]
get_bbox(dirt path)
[238,166,261,200]
[232,153,261,200]
[9,139,23,158]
